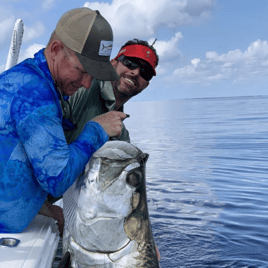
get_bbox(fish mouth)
[71,235,131,254]
[78,209,124,225]
[69,236,139,265]
[73,215,131,253]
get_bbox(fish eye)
[126,172,141,188]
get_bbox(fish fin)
[57,251,71,268]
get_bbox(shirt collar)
[35,48,69,101]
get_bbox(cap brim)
[127,55,156,76]
[75,52,119,81]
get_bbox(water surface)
[53,96,268,267]
[124,96,268,267]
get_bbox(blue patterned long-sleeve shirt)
[0,49,108,233]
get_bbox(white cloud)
[173,63,208,84]
[170,39,268,85]
[208,73,224,81]
[185,0,215,17]
[0,16,15,47]
[150,32,183,63]
[206,49,243,62]
[244,39,268,59]
[0,64,5,73]
[191,58,200,67]
[42,0,56,10]
[83,0,214,78]
[84,0,215,45]
[18,43,45,62]
[154,65,166,76]
[24,21,45,42]
[0,6,46,52]
[261,60,268,67]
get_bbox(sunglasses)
[117,55,154,81]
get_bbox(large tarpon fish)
[61,141,160,268]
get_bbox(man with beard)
[63,39,159,144]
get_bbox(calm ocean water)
[53,95,268,267]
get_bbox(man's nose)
[82,74,93,89]
[130,67,140,76]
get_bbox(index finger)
[116,112,130,121]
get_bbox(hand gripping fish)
[61,141,160,268]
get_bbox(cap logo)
[99,41,113,56]
[146,50,150,57]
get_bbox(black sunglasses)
[117,55,154,81]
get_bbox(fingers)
[155,244,161,261]
[38,201,65,236]
[92,111,130,138]
[119,113,130,121]
[110,111,129,120]
[57,222,64,237]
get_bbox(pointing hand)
[92,111,128,138]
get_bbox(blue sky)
[0,0,268,101]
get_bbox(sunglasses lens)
[140,68,153,81]
[123,59,139,70]
[118,56,154,81]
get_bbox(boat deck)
[0,214,60,268]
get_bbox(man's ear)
[111,58,117,67]
[49,40,64,60]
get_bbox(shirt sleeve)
[11,80,108,197]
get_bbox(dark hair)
[120,39,159,68]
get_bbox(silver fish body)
[62,141,159,268]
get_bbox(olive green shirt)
[63,79,130,144]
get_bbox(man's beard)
[112,75,141,98]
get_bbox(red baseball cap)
[114,44,157,76]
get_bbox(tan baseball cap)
[55,7,119,81]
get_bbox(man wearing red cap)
[62,39,160,261]
[64,39,159,143]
